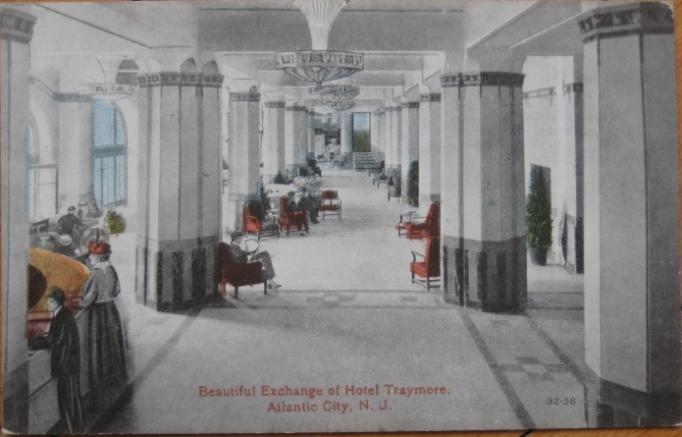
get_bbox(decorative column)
[372,109,385,158]
[390,106,402,171]
[227,90,261,229]
[580,2,680,407]
[55,93,93,210]
[285,104,307,173]
[400,101,419,203]
[340,111,353,159]
[561,59,584,274]
[135,70,224,311]
[307,111,316,156]
[440,72,526,313]
[1,8,35,433]
[383,106,393,169]
[262,101,285,182]
[418,93,441,203]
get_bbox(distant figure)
[229,231,281,290]
[58,206,83,241]
[30,289,84,433]
[80,241,127,406]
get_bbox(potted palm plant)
[526,175,552,266]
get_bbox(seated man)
[57,206,83,243]
[230,231,281,289]
[286,191,309,232]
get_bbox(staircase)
[353,152,382,171]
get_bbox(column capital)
[285,104,307,112]
[563,82,583,94]
[139,72,224,88]
[230,91,261,102]
[400,101,420,109]
[523,86,555,100]
[440,72,524,88]
[0,8,36,44]
[53,93,93,103]
[264,101,286,109]
[578,2,673,43]
[385,106,401,112]
[419,93,441,102]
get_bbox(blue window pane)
[116,155,125,202]
[352,113,369,131]
[93,99,116,148]
[115,111,126,146]
[94,158,102,207]
[92,99,127,207]
[103,157,115,207]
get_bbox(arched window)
[25,119,58,221]
[92,99,126,208]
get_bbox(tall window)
[93,99,126,208]
[26,121,58,221]
[351,112,370,153]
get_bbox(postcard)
[1,0,680,434]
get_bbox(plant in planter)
[407,160,419,207]
[273,171,287,184]
[105,210,127,236]
[526,176,552,266]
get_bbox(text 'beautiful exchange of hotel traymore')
[197,383,452,414]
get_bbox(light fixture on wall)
[87,56,137,101]
[275,0,364,91]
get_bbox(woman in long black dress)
[80,241,127,406]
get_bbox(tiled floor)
[98,168,613,433]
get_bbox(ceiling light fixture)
[310,84,359,111]
[275,0,364,91]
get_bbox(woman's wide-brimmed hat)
[88,240,111,255]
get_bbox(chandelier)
[310,84,359,111]
[327,100,355,111]
[275,0,364,90]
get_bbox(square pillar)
[285,104,307,173]
[400,101,419,204]
[580,2,680,404]
[262,101,285,182]
[372,110,385,157]
[135,71,224,311]
[441,72,526,313]
[419,93,441,203]
[1,8,35,433]
[340,111,352,158]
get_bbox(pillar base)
[443,235,527,313]
[585,374,681,427]
[135,236,219,312]
[3,362,29,433]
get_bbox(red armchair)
[242,203,262,237]
[279,196,307,235]
[217,242,267,298]
[410,236,440,290]
[319,190,342,221]
[396,202,440,240]
[242,202,279,240]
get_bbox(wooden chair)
[319,190,342,221]
[410,236,440,290]
[279,196,307,235]
[396,202,440,240]
[216,242,267,298]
